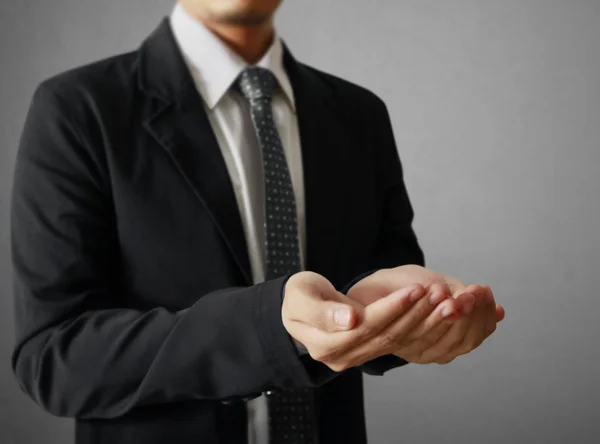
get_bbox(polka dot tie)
[238,67,318,444]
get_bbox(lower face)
[192,0,284,25]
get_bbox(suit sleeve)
[370,99,425,272]
[354,98,426,376]
[10,83,323,420]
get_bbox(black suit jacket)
[11,18,425,444]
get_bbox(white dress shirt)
[170,4,306,443]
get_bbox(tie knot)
[237,67,277,102]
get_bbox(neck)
[180,5,275,64]
[206,21,275,65]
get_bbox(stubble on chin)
[208,9,271,26]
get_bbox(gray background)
[1,0,599,443]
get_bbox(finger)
[307,283,429,347]
[287,287,361,332]
[482,285,505,322]
[419,313,472,363]
[478,285,498,313]
[365,283,454,337]
[393,302,457,358]
[450,290,497,358]
[439,288,497,360]
[435,355,456,365]
[349,283,429,340]
[402,296,465,343]
[336,284,453,363]
[496,304,505,322]
[394,319,456,361]
[404,298,464,347]
[393,293,471,359]
[453,291,476,317]
[457,284,487,305]
[300,284,428,363]
[482,286,499,336]
[454,306,488,357]
[416,285,492,363]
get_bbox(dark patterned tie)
[237,67,318,444]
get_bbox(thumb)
[305,287,365,332]
[285,272,362,332]
[314,298,359,332]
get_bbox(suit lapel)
[138,19,252,284]
[136,20,349,285]
[284,48,349,280]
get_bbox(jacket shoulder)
[300,63,388,112]
[33,50,139,107]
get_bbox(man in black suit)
[10,1,504,443]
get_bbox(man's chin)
[210,9,272,26]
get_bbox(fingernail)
[334,308,351,328]
[442,305,455,318]
[463,300,475,315]
[429,291,445,305]
[409,288,424,302]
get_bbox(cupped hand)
[345,265,505,364]
[282,272,460,371]
[347,265,504,323]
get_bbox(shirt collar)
[169,3,295,111]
